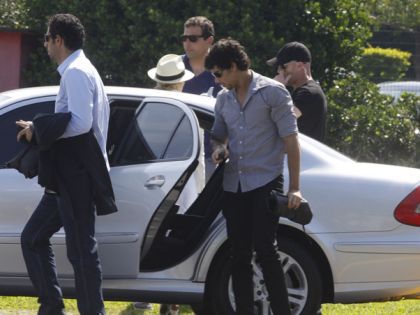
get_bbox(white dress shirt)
[55,49,110,165]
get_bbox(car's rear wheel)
[207,236,323,315]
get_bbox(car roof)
[0,86,216,112]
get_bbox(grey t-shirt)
[212,71,298,193]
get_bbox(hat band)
[156,71,185,82]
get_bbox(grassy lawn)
[0,297,420,314]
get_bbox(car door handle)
[145,175,165,189]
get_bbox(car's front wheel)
[207,236,323,315]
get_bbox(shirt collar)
[227,70,260,99]
[227,71,280,107]
[57,49,84,76]
[251,70,278,91]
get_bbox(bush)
[20,0,373,89]
[357,47,411,83]
[0,0,27,29]
[326,73,419,167]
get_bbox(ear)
[231,62,238,71]
[54,34,64,47]
[206,35,214,45]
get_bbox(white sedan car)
[378,81,420,101]
[0,86,419,315]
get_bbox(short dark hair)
[205,38,250,71]
[184,16,214,38]
[48,13,85,51]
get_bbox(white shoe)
[160,304,179,315]
[169,304,180,315]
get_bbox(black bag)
[268,190,313,225]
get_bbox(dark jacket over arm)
[8,112,117,216]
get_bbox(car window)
[107,99,142,162]
[0,101,55,165]
[114,101,193,165]
[164,115,193,159]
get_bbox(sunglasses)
[181,34,205,42]
[211,70,225,78]
[44,34,52,42]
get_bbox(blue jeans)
[223,177,290,315]
[21,190,105,315]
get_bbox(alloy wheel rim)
[228,251,308,315]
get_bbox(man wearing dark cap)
[267,42,327,142]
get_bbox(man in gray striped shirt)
[205,39,303,315]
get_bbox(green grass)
[0,297,194,314]
[0,297,420,314]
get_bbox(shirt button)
[240,111,243,115]
[239,156,243,159]
[239,170,242,174]
[240,126,243,129]
[239,141,242,144]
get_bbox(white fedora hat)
[148,54,194,84]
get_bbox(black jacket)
[8,112,117,216]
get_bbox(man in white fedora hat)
[147,53,203,210]
[148,54,194,92]
[135,54,197,315]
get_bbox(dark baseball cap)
[266,41,312,67]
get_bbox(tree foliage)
[366,0,420,30]
[326,73,419,167]
[357,47,412,83]
[21,0,373,88]
[0,0,28,29]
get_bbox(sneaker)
[133,302,153,310]
[169,304,180,315]
[160,304,179,315]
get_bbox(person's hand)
[274,70,291,86]
[212,145,229,164]
[287,190,303,209]
[16,120,33,142]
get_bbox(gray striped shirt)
[212,71,298,193]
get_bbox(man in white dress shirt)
[18,14,111,315]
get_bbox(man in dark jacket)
[16,14,116,315]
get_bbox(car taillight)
[394,186,420,226]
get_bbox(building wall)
[0,32,22,92]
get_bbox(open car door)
[96,97,201,278]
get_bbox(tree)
[0,0,27,29]
[21,0,373,88]
[366,0,419,29]
[326,73,419,167]
[365,0,420,79]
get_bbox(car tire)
[277,237,323,315]
[207,236,323,315]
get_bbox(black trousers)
[21,141,105,315]
[223,177,290,315]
